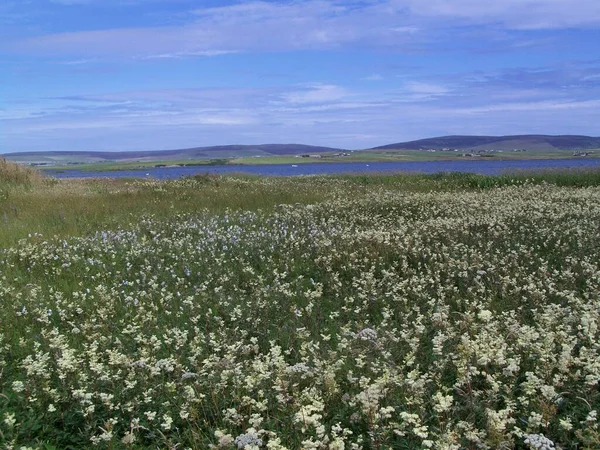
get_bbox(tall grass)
[334,167,600,189]
[0,158,44,187]
[3,169,600,249]
[0,175,339,248]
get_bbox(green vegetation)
[6,135,600,172]
[198,149,600,166]
[0,158,44,188]
[39,158,230,172]
[4,168,600,248]
[0,173,336,248]
[340,148,600,162]
[1,168,600,449]
[229,156,308,165]
[10,146,597,173]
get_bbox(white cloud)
[4,0,599,58]
[450,98,600,114]
[49,0,183,5]
[281,84,349,104]
[139,50,238,60]
[59,58,98,65]
[4,0,600,59]
[0,1,424,57]
[4,62,600,152]
[394,0,600,29]
[404,82,450,95]
[50,0,91,4]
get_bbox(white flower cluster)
[234,431,262,449]
[288,362,311,374]
[356,328,377,341]
[524,433,556,450]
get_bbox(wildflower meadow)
[1,167,599,449]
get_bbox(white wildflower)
[432,391,454,413]
[121,432,136,445]
[524,433,555,450]
[477,309,493,322]
[234,430,262,449]
[215,430,234,447]
[356,328,377,341]
[181,371,197,381]
[4,412,16,427]
[288,363,311,374]
[161,414,173,430]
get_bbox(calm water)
[47,158,600,179]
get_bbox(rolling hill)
[372,135,600,151]
[1,144,345,165]
[3,135,600,166]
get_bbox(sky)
[1,0,600,152]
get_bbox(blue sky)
[1,0,600,152]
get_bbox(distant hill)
[5,136,600,165]
[373,135,600,151]
[2,144,345,165]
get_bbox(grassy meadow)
[1,160,600,449]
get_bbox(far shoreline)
[43,157,600,179]
[35,151,600,173]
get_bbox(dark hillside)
[373,135,600,150]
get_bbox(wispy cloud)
[280,84,349,104]
[50,0,92,5]
[49,0,186,5]
[139,50,238,60]
[8,0,597,59]
[58,58,98,65]
[4,60,600,151]
[449,98,600,114]
[402,81,451,100]
[44,0,600,31]
[363,74,383,81]
[2,2,599,152]
[398,0,600,29]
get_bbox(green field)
[24,148,600,172]
[39,159,230,173]
[212,149,600,166]
[1,161,600,449]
